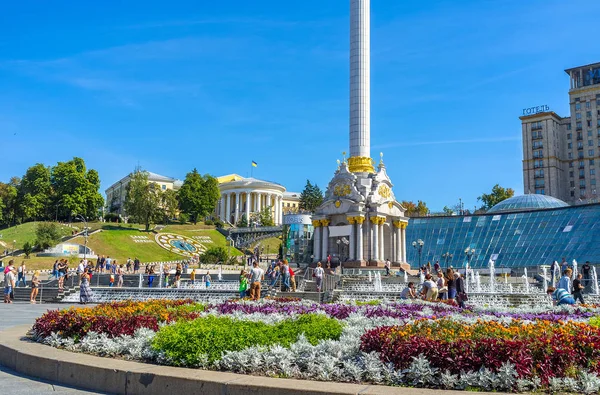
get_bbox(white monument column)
[401,223,407,262]
[356,217,364,261]
[347,0,372,173]
[225,193,231,224]
[371,218,378,261]
[378,222,384,261]
[219,194,225,221]
[245,191,250,224]
[312,221,321,262]
[321,219,330,260]
[234,193,240,225]
[394,222,401,263]
[279,196,283,224]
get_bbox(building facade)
[405,194,600,269]
[215,174,286,226]
[521,62,600,204]
[282,214,314,264]
[105,171,182,216]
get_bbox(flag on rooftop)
[252,161,258,167]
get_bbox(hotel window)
[568,142,572,149]
[597,120,600,127]
[577,122,582,129]
[570,171,574,177]
[580,170,585,177]
[587,101,592,109]
[580,180,586,187]
[567,124,572,131]
[578,142,584,149]
[589,130,593,137]
[579,152,584,159]
[590,149,595,156]
[588,120,592,127]
[162,185,166,190]
[571,191,575,197]
[591,169,596,176]
[567,133,572,139]
[580,189,586,197]
[576,113,581,119]
[535,189,545,195]
[591,159,595,165]
[580,160,585,167]
[569,161,574,168]
[569,152,573,159]
[570,181,575,187]
[589,140,594,146]
[592,179,597,185]
[576,103,581,110]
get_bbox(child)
[109,274,115,287]
[205,271,211,288]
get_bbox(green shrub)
[204,219,214,226]
[200,246,228,264]
[590,316,600,328]
[179,213,189,225]
[152,314,343,366]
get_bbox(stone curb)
[0,325,483,395]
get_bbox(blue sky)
[1,0,599,212]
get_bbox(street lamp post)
[464,247,475,270]
[442,252,453,270]
[412,239,424,268]
[12,240,16,257]
[73,214,88,263]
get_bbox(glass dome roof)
[488,194,569,213]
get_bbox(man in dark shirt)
[581,261,592,291]
[572,273,585,304]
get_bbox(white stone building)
[215,174,286,226]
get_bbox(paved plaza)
[0,303,102,394]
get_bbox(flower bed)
[31,299,600,393]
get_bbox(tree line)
[0,157,104,226]
[122,168,221,230]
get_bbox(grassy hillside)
[251,237,282,255]
[0,221,73,251]
[0,222,242,270]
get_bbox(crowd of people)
[547,259,594,305]
[400,267,469,308]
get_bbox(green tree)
[0,179,19,226]
[124,170,162,231]
[237,213,248,227]
[50,157,104,221]
[299,180,324,213]
[442,205,455,215]
[259,206,274,226]
[401,200,417,216]
[478,184,515,210]
[35,222,63,250]
[161,189,179,223]
[200,246,228,264]
[22,241,33,259]
[19,163,52,221]
[178,169,220,224]
[401,200,429,217]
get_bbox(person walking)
[446,268,456,300]
[79,272,93,304]
[560,257,568,273]
[190,269,196,285]
[117,265,124,288]
[126,258,132,273]
[572,273,585,304]
[57,260,68,292]
[436,271,447,300]
[205,271,211,288]
[133,257,140,274]
[249,261,264,300]
[314,262,325,292]
[3,261,16,303]
[550,260,558,285]
[281,260,290,292]
[239,269,248,298]
[16,261,27,287]
[384,259,391,276]
[147,265,155,288]
[454,272,467,308]
[581,261,592,292]
[289,266,297,292]
[175,263,182,286]
[30,271,40,303]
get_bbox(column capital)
[370,216,385,225]
[347,216,356,224]
[312,220,321,227]
[393,220,402,228]
[320,219,330,227]
[400,221,408,229]
[355,216,365,224]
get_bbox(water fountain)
[508,283,513,294]
[572,259,578,280]
[592,266,599,295]
[541,265,548,293]
[218,266,223,281]
[158,263,164,289]
[522,268,530,294]
[368,271,372,283]
[489,259,496,294]
[553,261,560,286]
[373,272,383,292]
[475,272,482,293]
[404,270,408,283]
[138,273,143,289]
[419,271,425,284]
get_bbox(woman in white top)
[314,262,325,292]
[436,271,447,300]
[421,274,439,301]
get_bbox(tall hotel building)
[521,62,600,204]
